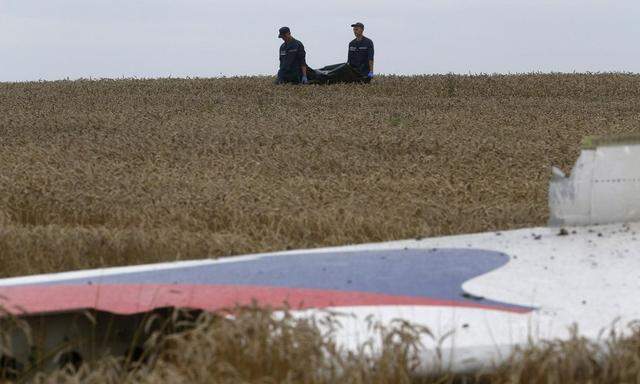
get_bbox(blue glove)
[301,75,309,84]
[367,71,374,79]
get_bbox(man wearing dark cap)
[277,27,308,84]
[347,22,374,82]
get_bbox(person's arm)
[368,40,375,77]
[299,43,308,83]
[277,45,284,82]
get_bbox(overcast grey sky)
[1,0,639,82]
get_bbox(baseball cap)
[350,22,364,28]
[278,26,290,38]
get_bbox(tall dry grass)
[1,74,639,277]
[26,307,640,384]
[33,307,434,384]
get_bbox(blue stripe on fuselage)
[28,249,532,312]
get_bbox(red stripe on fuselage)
[0,284,532,316]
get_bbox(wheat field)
[2,74,640,382]
[2,74,639,278]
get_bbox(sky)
[1,0,639,82]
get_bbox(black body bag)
[306,63,367,85]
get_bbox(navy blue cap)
[278,26,290,38]
[351,22,364,28]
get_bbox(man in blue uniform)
[277,27,308,85]
[347,22,374,82]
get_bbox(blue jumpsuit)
[278,39,307,84]
[347,37,374,77]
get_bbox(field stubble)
[2,74,639,277]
